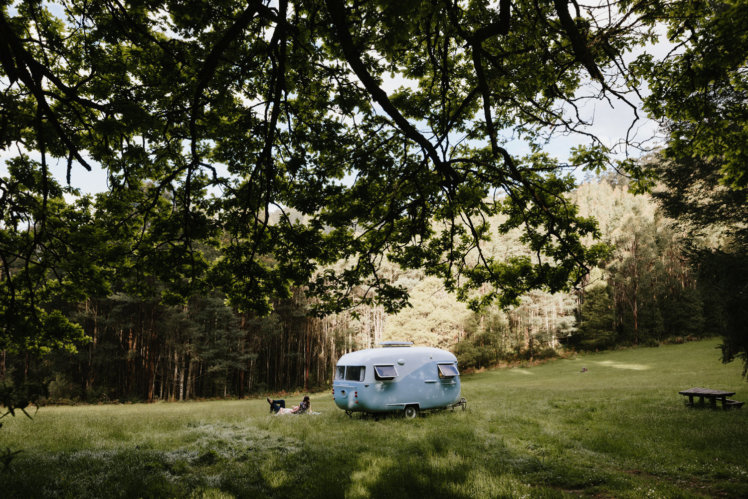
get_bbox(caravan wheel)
[404,406,418,419]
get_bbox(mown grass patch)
[1,340,746,497]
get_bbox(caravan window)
[335,366,345,380]
[345,366,365,381]
[374,365,397,380]
[438,363,459,378]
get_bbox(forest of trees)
[2,0,746,407]
[0,174,727,402]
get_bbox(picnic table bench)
[679,387,744,409]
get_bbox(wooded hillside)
[0,175,718,402]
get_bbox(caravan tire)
[404,406,418,419]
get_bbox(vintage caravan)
[332,342,465,418]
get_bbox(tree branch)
[553,0,603,82]
[324,0,458,188]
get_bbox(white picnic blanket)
[274,409,321,416]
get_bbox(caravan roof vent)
[379,341,413,347]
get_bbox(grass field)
[2,339,747,498]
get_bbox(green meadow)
[2,339,747,498]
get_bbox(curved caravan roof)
[336,346,457,365]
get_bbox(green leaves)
[570,145,609,176]
[1,0,672,347]
[0,159,95,354]
[619,158,657,195]
[639,0,748,190]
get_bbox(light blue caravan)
[333,342,466,418]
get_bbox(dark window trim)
[438,363,459,378]
[374,364,398,380]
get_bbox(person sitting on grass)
[267,395,310,415]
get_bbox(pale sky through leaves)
[0,6,673,196]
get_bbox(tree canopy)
[1,0,743,357]
[632,0,748,375]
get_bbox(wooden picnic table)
[679,387,737,409]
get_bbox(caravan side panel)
[333,346,461,413]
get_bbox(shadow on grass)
[2,424,300,498]
[3,415,623,498]
[255,415,616,498]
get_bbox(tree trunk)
[172,349,179,401]
[178,357,186,401]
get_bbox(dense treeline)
[36,292,356,401]
[0,175,719,402]
[8,287,384,402]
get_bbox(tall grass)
[1,340,746,498]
